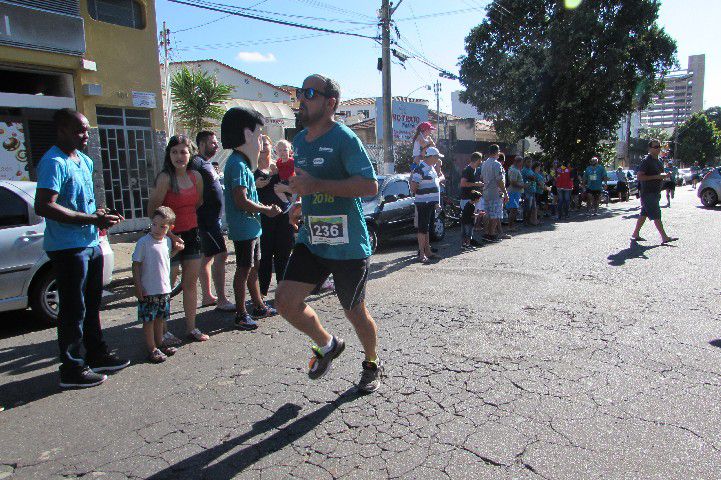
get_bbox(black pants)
[258,213,294,296]
[47,245,107,374]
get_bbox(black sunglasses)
[296,87,330,100]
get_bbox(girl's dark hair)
[157,135,196,193]
[532,162,542,171]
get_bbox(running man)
[275,74,382,393]
[663,160,678,207]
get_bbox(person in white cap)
[410,146,445,263]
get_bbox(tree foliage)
[459,0,676,168]
[704,106,721,132]
[673,112,721,166]
[638,126,671,143]
[171,67,233,139]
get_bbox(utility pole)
[433,80,441,143]
[160,22,172,135]
[380,0,393,174]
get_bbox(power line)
[395,7,481,22]
[168,0,381,40]
[288,0,376,20]
[174,0,270,33]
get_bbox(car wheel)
[700,188,719,207]
[430,213,446,242]
[29,268,59,326]
[367,224,379,254]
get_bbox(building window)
[358,110,370,118]
[87,0,145,29]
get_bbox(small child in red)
[274,140,302,230]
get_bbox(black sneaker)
[87,352,130,373]
[430,246,439,253]
[358,359,384,393]
[308,336,345,380]
[469,238,482,247]
[59,367,107,389]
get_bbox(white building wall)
[161,61,291,103]
[451,90,483,119]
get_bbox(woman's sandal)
[148,348,167,363]
[187,328,209,342]
[160,346,178,356]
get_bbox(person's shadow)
[607,242,660,266]
[146,388,363,479]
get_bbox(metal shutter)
[3,0,80,16]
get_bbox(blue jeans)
[557,189,571,218]
[47,245,107,373]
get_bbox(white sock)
[320,337,334,355]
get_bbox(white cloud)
[236,51,277,63]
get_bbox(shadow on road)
[146,388,362,480]
[607,242,661,266]
[708,339,721,349]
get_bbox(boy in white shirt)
[132,206,184,363]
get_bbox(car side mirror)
[383,194,398,204]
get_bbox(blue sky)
[156,0,720,113]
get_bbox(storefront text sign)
[132,91,156,109]
[375,99,429,143]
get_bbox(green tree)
[459,0,676,168]
[638,126,671,143]
[171,67,233,138]
[673,112,721,166]
[704,106,721,132]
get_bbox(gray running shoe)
[308,336,345,380]
[358,359,384,393]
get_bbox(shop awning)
[223,99,296,129]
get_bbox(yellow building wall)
[79,0,164,128]
[0,1,164,130]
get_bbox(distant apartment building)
[640,54,705,129]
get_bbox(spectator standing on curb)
[254,135,295,302]
[615,166,629,202]
[191,130,235,312]
[631,139,678,244]
[459,152,484,211]
[411,147,444,263]
[522,157,538,226]
[34,108,129,389]
[664,160,678,207]
[275,74,382,393]
[411,122,436,163]
[461,190,482,249]
[222,107,282,331]
[147,135,206,342]
[583,157,607,216]
[555,162,573,220]
[480,144,508,242]
[506,156,525,232]
[132,207,183,363]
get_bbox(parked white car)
[0,181,114,325]
[697,167,721,207]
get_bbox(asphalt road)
[1,187,719,479]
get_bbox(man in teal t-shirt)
[275,74,383,394]
[221,107,282,330]
[583,156,607,215]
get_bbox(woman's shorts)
[171,228,201,263]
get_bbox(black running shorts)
[283,243,370,311]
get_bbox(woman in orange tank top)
[147,135,207,342]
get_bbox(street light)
[406,84,431,98]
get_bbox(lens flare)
[564,0,582,9]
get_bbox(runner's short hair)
[152,206,176,225]
[488,144,500,155]
[196,130,215,147]
[53,108,80,128]
[648,138,660,148]
[308,74,341,112]
[471,152,483,162]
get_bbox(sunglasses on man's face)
[651,145,661,149]
[296,87,330,100]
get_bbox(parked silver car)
[0,181,114,325]
[697,167,721,207]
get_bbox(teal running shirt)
[292,123,377,260]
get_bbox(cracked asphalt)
[1,187,720,479]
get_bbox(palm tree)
[170,67,233,138]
